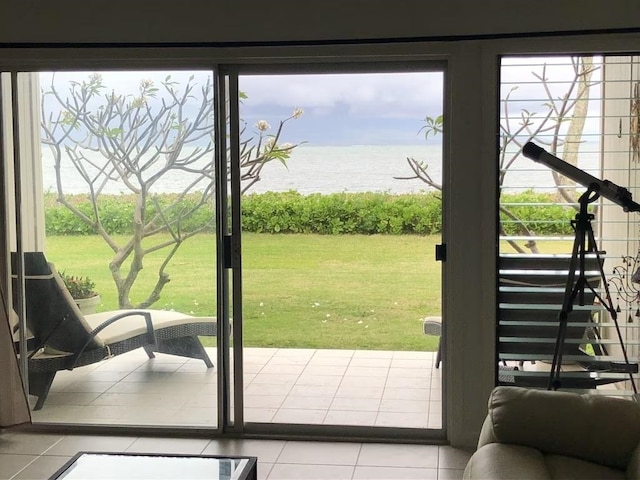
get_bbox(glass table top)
[51,452,257,480]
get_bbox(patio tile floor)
[31,348,442,429]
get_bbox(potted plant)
[60,271,101,314]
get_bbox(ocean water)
[254,144,441,194]
[40,144,600,195]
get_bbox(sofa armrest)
[626,442,640,479]
[477,414,498,448]
[485,386,640,470]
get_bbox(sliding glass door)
[223,65,446,436]
[7,69,221,428]
[7,62,447,439]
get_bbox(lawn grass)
[45,233,442,351]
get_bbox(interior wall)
[2,11,640,448]
[0,1,639,45]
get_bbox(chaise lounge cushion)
[83,310,216,345]
[50,266,216,346]
[464,386,640,480]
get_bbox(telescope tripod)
[549,184,638,394]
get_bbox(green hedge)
[44,192,216,236]
[44,190,576,236]
[241,191,442,235]
[499,190,576,236]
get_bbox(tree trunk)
[554,57,595,195]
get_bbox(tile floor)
[31,348,442,429]
[0,430,473,479]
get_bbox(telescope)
[521,141,639,393]
[522,142,640,213]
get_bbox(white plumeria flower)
[255,120,270,131]
[279,142,294,151]
[259,302,264,307]
[263,137,276,151]
[292,107,303,119]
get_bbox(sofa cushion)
[464,444,627,480]
[463,443,550,479]
[545,454,625,480]
[483,386,640,470]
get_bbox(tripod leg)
[585,222,638,394]
[548,227,583,390]
[549,190,595,390]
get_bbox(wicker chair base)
[28,322,216,410]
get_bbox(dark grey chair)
[12,251,217,410]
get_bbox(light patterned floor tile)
[0,454,39,479]
[278,441,361,465]
[44,435,136,456]
[272,408,327,424]
[358,443,439,468]
[125,437,210,454]
[30,347,444,430]
[324,410,377,426]
[353,465,438,479]
[266,463,354,479]
[11,455,71,480]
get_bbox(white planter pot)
[75,295,100,315]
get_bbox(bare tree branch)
[41,74,303,308]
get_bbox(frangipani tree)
[41,73,303,308]
[399,57,598,254]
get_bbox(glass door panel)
[13,70,220,428]
[498,55,640,396]
[237,71,444,431]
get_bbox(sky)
[40,70,444,147]
[39,57,601,149]
[239,72,444,146]
[500,56,603,144]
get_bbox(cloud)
[240,72,444,120]
[238,72,444,145]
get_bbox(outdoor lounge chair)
[497,253,637,389]
[11,251,217,410]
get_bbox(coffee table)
[49,451,257,480]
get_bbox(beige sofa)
[463,386,640,479]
